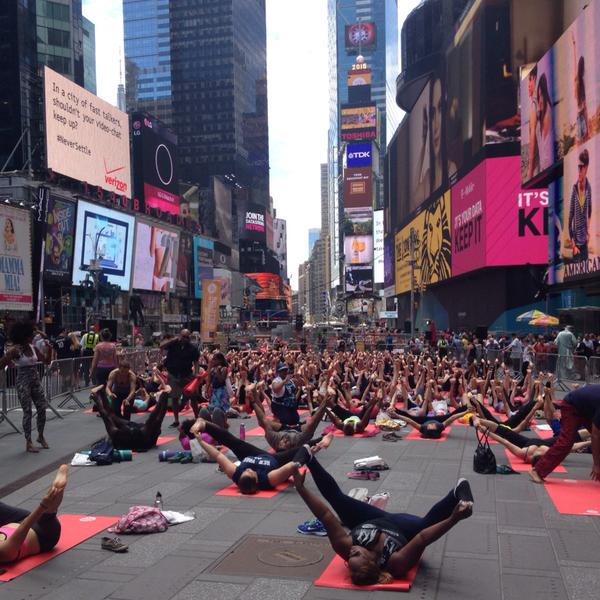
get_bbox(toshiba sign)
[44,66,132,198]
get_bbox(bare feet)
[312,432,334,452]
[528,468,544,484]
[41,464,69,512]
[37,436,50,449]
[26,441,39,453]
[52,464,68,491]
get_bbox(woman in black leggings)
[469,394,541,432]
[185,418,332,495]
[293,460,473,585]
[0,465,67,563]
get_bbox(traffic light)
[295,314,304,331]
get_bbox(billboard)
[345,266,373,293]
[245,273,286,300]
[344,235,373,265]
[239,202,266,242]
[343,167,372,208]
[341,104,377,142]
[347,65,372,88]
[451,157,548,277]
[343,207,372,236]
[214,268,232,306]
[373,210,384,284]
[395,192,452,294]
[347,298,373,316]
[521,0,600,186]
[201,279,221,342]
[193,236,214,299]
[72,200,135,289]
[346,143,372,168]
[44,67,132,198]
[214,177,233,245]
[0,206,33,310]
[131,113,179,215]
[132,220,179,291]
[551,136,600,284]
[43,196,76,282]
[384,234,395,294]
[345,22,376,52]
[176,232,193,294]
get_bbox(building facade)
[308,228,320,256]
[82,15,96,94]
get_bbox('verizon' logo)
[104,159,128,193]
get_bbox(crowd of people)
[1,322,599,586]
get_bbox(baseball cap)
[277,362,289,373]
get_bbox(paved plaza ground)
[1,401,600,600]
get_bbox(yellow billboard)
[395,192,452,294]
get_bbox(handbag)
[108,505,169,534]
[90,438,114,466]
[473,430,497,474]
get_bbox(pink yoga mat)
[544,478,600,516]
[0,514,117,581]
[504,448,566,473]
[315,554,418,591]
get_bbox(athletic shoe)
[101,536,129,553]
[454,478,474,502]
[297,518,327,536]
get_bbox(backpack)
[473,430,497,474]
[108,505,169,534]
[90,438,114,466]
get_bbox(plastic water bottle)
[154,491,163,511]
[239,423,246,441]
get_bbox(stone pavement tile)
[162,506,229,534]
[250,508,313,536]
[463,474,496,514]
[190,509,269,542]
[499,533,559,571]
[127,479,199,504]
[36,577,123,600]
[562,566,600,600]
[438,556,501,600]
[501,572,569,600]
[170,580,246,600]
[550,528,600,564]
[99,532,193,568]
[497,500,546,529]
[301,586,373,600]
[243,578,311,600]
[109,556,212,600]
[415,462,460,496]
[495,474,538,502]
[67,473,135,499]
[444,517,498,556]
[377,470,422,492]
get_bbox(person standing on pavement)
[554,325,577,380]
[90,329,118,387]
[530,384,600,483]
[80,329,98,386]
[160,328,199,428]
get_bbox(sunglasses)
[578,164,587,171]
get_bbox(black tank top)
[350,517,407,567]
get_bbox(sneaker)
[297,518,327,536]
[454,478,474,502]
[101,536,129,553]
[169,421,180,428]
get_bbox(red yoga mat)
[329,424,380,438]
[543,478,600,516]
[405,427,451,442]
[156,436,177,446]
[245,426,266,437]
[315,554,418,591]
[534,426,555,440]
[215,481,289,498]
[504,448,566,473]
[0,514,117,582]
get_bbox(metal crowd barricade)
[588,356,600,384]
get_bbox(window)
[47,28,70,48]
[46,1,70,21]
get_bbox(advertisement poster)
[347,298,373,315]
[340,104,377,141]
[373,210,384,284]
[213,268,232,306]
[409,81,432,211]
[343,168,372,208]
[343,207,372,236]
[201,279,221,342]
[193,236,214,299]
[214,177,233,245]
[383,234,395,295]
[43,196,76,282]
[72,200,135,289]
[395,193,452,294]
[245,273,285,300]
[131,113,179,215]
[344,235,373,265]
[552,136,599,283]
[0,206,33,311]
[345,266,373,293]
[44,67,132,198]
[346,143,372,168]
[239,202,266,242]
[176,233,192,294]
[345,22,376,52]
[132,221,179,292]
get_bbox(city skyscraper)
[327,0,399,290]
[320,162,329,236]
[308,228,320,256]
[82,15,96,94]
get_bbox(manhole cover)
[210,535,334,579]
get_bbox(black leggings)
[477,399,535,429]
[330,403,372,422]
[308,459,459,541]
[493,425,557,448]
[0,502,61,553]
[396,405,468,424]
[203,421,314,468]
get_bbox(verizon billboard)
[44,66,132,198]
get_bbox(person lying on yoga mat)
[92,384,170,451]
[249,384,328,450]
[471,415,590,464]
[0,464,68,563]
[184,417,333,494]
[324,380,382,436]
[292,460,473,585]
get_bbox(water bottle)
[154,491,163,511]
[239,423,246,441]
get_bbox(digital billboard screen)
[373,210,384,284]
[345,266,373,294]
[72,200,135,289]
[44,67,132,198]
[43,195,76,282]
[341,104,377,142]
[132,220,179,292]
[345,22,376,52]
[239,202,266,243]
[343,207,372,236]
[193,236,214,299]
[343,167,372,208]
[131,113,179,215]
[346,143,372,168]
[245,272,285,300]
[344,235,373,265]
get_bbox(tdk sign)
[346,143,372,167]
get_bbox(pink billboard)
[452,156,548,276]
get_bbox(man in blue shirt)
[568,149,592,262]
